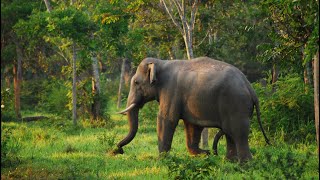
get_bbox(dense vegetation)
[1,0,319,179]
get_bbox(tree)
[262,0,318,74]
[13,0,98,123]
[71,42,77,125]
[160,0,199,59]
[91,53,101,121]
[314,51,319,155]
[13,39,22,119]
[42,0,80,125]
[1,0,41,119]
[262,0,319,153]
[117,58,127,109]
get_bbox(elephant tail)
[253,97,270,145]
[212,130,224,155]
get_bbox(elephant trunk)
[117,105,139,149]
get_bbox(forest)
[1,0,319,179]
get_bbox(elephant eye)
[134,80,138,84]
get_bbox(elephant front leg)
[157,113,178,153]
[184,121,210,155]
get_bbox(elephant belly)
[181,100,222,127]
[180,87,252,128]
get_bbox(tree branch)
[160,0,183,33]
[190,0,198,31]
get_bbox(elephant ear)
[148,62,157,85]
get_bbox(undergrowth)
[163,146,316,179]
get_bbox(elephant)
[114,56,270,162]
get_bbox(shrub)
[163,147,313,179]
[163,155,220,180]
[97,132,117,151]
[41,81,69,116]
[20,79,69,116]
[1,125,22,167]
[242,148,312,179]
[252,74,315,143]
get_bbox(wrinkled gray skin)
[116,57,269,162]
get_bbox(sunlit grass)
[108,166,166,179]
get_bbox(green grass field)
[1,103,319,179]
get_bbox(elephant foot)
[188,148,210,156]
[226,149,238,162]
[238,152,252,163]
[110,147,124,155]
[226,155,238,162]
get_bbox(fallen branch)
[22,116,48,122]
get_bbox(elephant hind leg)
[229,120,252,163]
[225,134,238,161]
[184,121,210,155]
[234,135,252,163]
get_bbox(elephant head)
[115,58,160,152]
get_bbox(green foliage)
[260,0,319,67]
[1,88,16,121]
[163,146,315,180]
[243,149,311,179]
[41,81,69,116]
[163,155,220,179]
[139,101,159,124]
[20,79,69,116]
[195,1,268,81]
[97,132,117,151]
[1,124,22,167]
[46,7,97,43]
[253,74,314,143]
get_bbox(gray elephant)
[115,57,269,162]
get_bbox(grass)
[1,103,319,179]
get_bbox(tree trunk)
[304,61,313,86]
[91,55,101,121]
[183,34,194,59]
[271,63,279,93]
[168,47,175,60]
[72,42,77,125]
[313,51,319,155]
[5,66,11,89]
[302,45,313,86]
[13,40,22,120]
[201,128,208,148]
[43,0,52,12]
[117,58,126,109]
[124,59,132,86]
